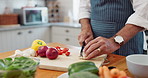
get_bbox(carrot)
[103,66,111,78]
[99,67,104,78]
[110,68,120,78]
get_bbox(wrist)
[109,37,121,49]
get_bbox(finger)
[85,43,100,57]
[85,36,93,44]
[85,40,106,57]
[103,66,111,78]
[78,35,88,46]
[83,36,102,52]
[83,39,98,53]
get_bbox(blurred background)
[0,0,147,53]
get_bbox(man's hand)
[78,29,94,46]
[83,36,120,60]
[78,18,94,46]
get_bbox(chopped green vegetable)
[0,56,39,78]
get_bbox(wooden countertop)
[0,43,134,78]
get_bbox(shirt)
[79,0,148,29]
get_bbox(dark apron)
[90,0,144,56]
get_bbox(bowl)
[0,57,39,78]
[126,54,148,78]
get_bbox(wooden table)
[0,43,134,78]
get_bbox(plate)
[57,73,69,78]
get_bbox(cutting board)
[38,46,107,71]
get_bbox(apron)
[90,0,144,56]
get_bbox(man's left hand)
[83,36,120,60]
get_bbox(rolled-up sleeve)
[78,0,91,20]
[126,0,148,29]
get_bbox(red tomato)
[65,52,70,56]
[62,48,69,53]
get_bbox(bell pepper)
[31,40,47,51]
[68,61,99,76]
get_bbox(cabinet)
[51,26,81,46]
[0,27,51,52]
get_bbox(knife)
[80,42,85,57]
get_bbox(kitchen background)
[0,0,147,53]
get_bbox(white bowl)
[126,54,148,78]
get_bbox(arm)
[114,0,148,45]
[126,0,148,29]
[78,0,93,45]
[83,0,147,59]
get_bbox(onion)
[46,48,58,60]
[38,46,48,57]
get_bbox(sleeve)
[126,0,148,29]
[78,0,91,20]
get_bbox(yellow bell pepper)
[31,40,47,51]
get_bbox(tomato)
[65,52,70,56]
[62,48,69,53]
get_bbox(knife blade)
[80,42,85,57]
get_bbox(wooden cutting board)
[38,46,107,71]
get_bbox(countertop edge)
[0,22,81,31]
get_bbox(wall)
[57,0,79,22]
[0,0,45,14]
[57,0,73,22]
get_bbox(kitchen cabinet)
[51,26,81,46]
[0,27,51,52]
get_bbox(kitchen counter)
[0,43,134,78]
[0,22,81,31]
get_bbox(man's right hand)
[78,27,94,46]
[78,18,94,46]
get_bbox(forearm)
[115,24,145,44]
[79,18,92,31]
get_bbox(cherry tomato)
[65,52,70,56]
[62,48,69,53]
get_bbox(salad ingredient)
[55,46,62,51]
[38,46,48,57]
[69,72,99,78]
[55,46,70,56]
[68,61,98,76]
[31,40,47,51]
[118,71,127,78]
[110,68,120,78]
[58,50,63,55]
[62,48,69,53]
[10,48,36,58]
[0,56,39,78]
[68,61,95,71]
[103,66,111,78]
[65,52,70,56]
[46,48,58,60]
[99,67,104,78]
[98,66,128,78]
